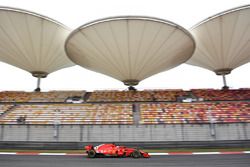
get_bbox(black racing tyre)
[87,149,96,158]
[132,150,141,158]
[122,153,127,158]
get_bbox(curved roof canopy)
[65,16,195,86]
[0,7,74,78]
[188,5,250,75]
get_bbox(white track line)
[39,153,66,156]
[192,152,220,155]
[149,153,169,155]
[0,152,16,155]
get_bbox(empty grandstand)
[0,103,133,125]
[87,89,187,102]
[0,91,85,103]
[140,102,250,124]
[0,89,249,125]
[0,88,249,148]
[192,89,250,101]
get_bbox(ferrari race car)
[85,143,150,158]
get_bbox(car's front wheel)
[132,150,141,158]
[87,149,96,158]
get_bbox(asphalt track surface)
[0,154,250,167]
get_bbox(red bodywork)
[85,144,150,158]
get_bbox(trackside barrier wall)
[0,123,249,142]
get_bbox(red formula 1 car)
[85,143,150,158]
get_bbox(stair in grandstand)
[187,91,199,101]
[0,104,18,118]
[133,103,140,125]
[83,92,91,102]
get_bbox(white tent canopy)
[188,5,250,76]
[65,16,195,87]
[0,7,74,78]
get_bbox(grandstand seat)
[87,89,187,102]
[140,102,250,124]
[191,89,250,101]
[0,91,85,102]
[0,104,133,125]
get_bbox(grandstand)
[192,89,250,101]
[87,89,187,102]
[0,91,85,103]
[0,89,249,125]
[140,102,250,124]
[0,88,249,148]
[0,103,133,125]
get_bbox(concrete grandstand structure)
[0,89,249,149]
[0,5,250,149]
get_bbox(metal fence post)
[26,125,30,141]
[0,125,4,141]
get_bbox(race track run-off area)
[0,154,250,167]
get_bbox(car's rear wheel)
[87,149,96,158]
[132,150,141,158]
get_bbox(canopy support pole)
[123,80,139,91]
[214,69,231,90]
[222,75,229,90]
[32,71,48,92]
[35,77,41,92]
[128,86,136,91]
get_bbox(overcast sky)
[0,0,250,91]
